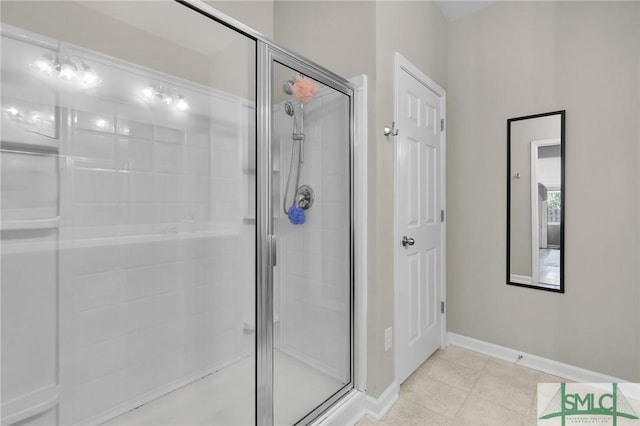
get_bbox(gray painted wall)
[372,0,447,397]
[448,1,640,380]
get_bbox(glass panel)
[272,61,352,425]
[1,3,256,425]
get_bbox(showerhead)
[284,101,295,117]
[283,79,295,95]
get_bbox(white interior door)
[395,55,445,384]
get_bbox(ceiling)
[433,1,497,22]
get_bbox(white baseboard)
[312,389,365,426]
[362,382,400,421]
[313,382,399,426]
[447,332,627,383]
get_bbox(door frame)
[393,52,447,383]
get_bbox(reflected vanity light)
[5,107,19,117]
[141,86,155,100]
[81,64,100,87]
[29,52,102,88]
[29,54,55,77]
[140,84,190,111]
[120,125,130,136]
[58,59,76,81]
[3,105,56,133]
[175,95,189,111]
[94,118,109,129]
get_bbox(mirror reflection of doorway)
[534,142,561,286]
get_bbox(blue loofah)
[287,206,306,225]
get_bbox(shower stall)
[0,2,355,425]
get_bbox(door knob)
[401,236,415,247]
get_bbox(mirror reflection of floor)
[539,249,560,285]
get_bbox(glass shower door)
[268,58,353,425]
[0,3,256,425]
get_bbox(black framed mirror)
[507,110,565,292]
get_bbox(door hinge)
[441,209,445,222]
[440,118,445,131]
[441,301,445,314]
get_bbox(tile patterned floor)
[357,345,566,426]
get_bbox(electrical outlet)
[384,327,393,352]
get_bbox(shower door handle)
[269,235,277,267]
[401,236,415,247]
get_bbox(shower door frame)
[176,1,357,425]
[257,45,356,426]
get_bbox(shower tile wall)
[275,88,350,382]
[53,96,254,424]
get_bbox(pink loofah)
[293,75,318,103]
